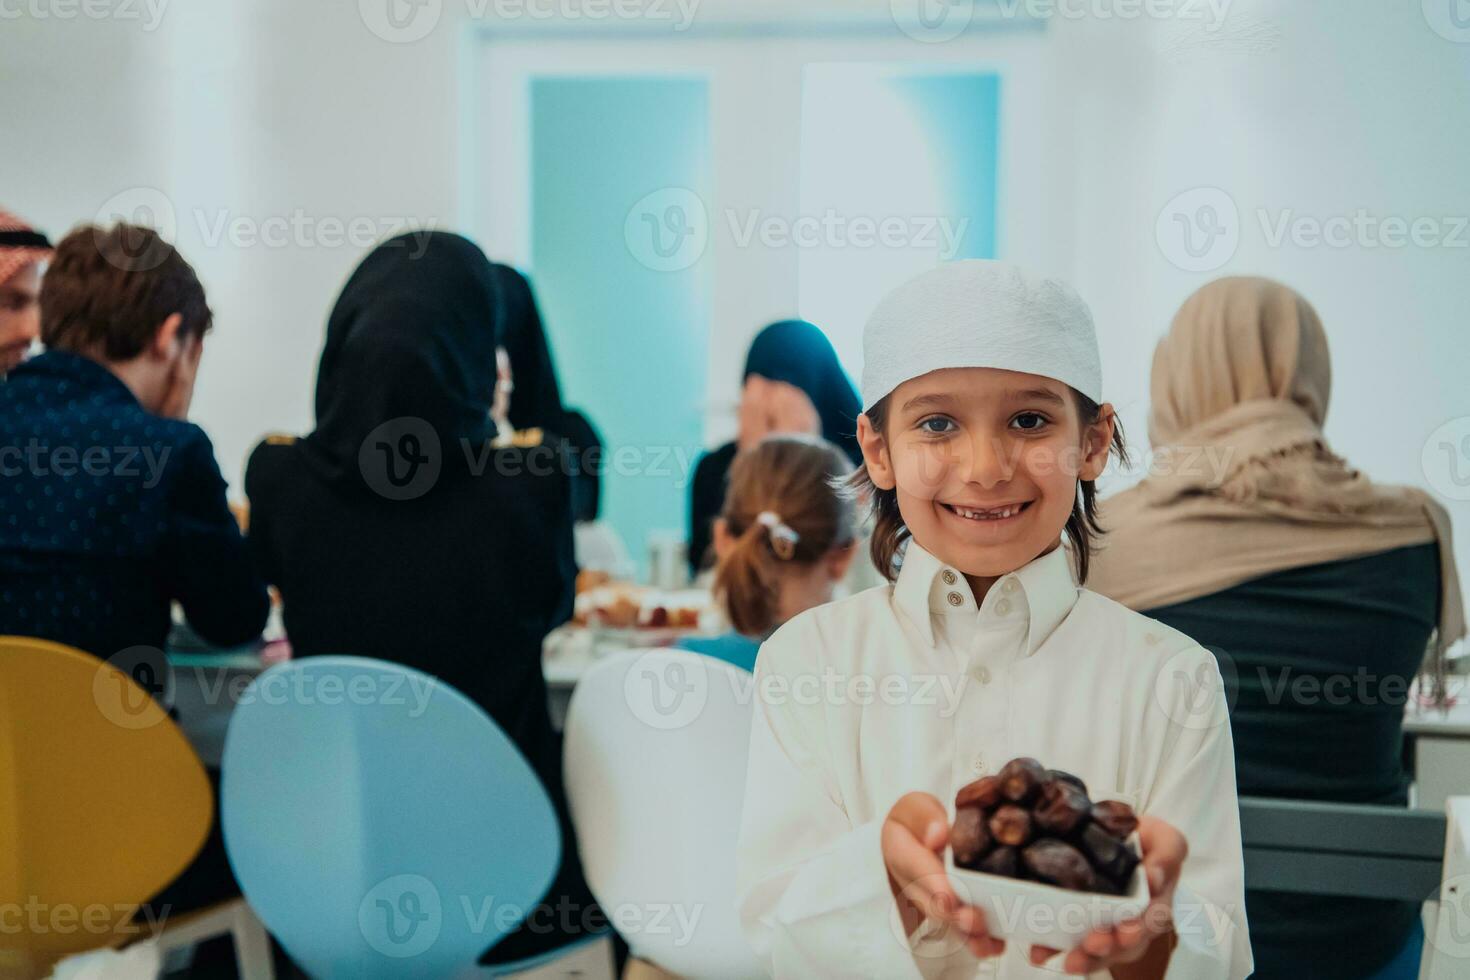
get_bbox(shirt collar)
[892,540,1079,657]
[15,350,140,407]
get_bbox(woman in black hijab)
[245,232,602,965]
[492,263,603,524]
[687,319,861,576]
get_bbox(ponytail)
[712,435,855,637]
[714,516,783,637]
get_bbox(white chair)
[1421,796,1470,980]
[563,649,764,980]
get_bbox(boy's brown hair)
[40,224,212,360]
[848,389,1128,584]
[714,434,857,637]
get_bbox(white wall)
[1054,0,1470,613]
[4,0,1467,607]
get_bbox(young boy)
[737,261,1251,979]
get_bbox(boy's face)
[857,367,1114,584]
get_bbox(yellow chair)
[0,636,268,979]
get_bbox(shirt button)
[947,592,963,607]
[942,569,957,585]
[975,666,991,684]
[996,598,1012,615]
[1002,579,1019,595]
[1145,633,1160,645]
[971,756,985,774]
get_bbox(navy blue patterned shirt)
[0,351,268,660]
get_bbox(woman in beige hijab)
[1091,276,1464,980]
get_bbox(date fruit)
[998,757,1048,804]
[951,805,992,868]
[1090,800,1139,840]
[977,845,1021,879]
[988,804,1036,847]
[1033,780,1091,837]
[1048,769,1087,792]
[950,756,1143,897]
[1021,840,1103,893]
[1079,822,1141,884]
[955,774,1002,810]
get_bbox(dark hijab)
[491,263,605,524]
[300,232,501,488]
[492,264,565,432]
[743,320,862,463]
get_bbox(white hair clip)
[755,510,800,560]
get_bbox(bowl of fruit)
[947,757,1149,950]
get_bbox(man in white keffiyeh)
[0,209,54,373]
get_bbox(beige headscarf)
[1090,277,1464,699]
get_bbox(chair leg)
[481,934,617,979]
[231,902,275,980]
[138,897,275,979]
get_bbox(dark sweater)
[0,351,268,659]
[687,441,736,577]
[1143,543,1440,980]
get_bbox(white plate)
[947,833,1149,950]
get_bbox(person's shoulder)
[1073,588,1212,668]
[694,441,737,479]
[244,434,303,500]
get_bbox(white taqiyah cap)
[860,260,1102,410]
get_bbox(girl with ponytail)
[676,434,858,672]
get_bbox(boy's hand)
[1028,816,1187,976]
[882,791,1005,960]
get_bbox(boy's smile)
[938,498,1037,545]
[857,367,1114,597]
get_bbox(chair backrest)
[1239,795,1446,901]
[1423,796,1470,980]
[563,649,763,980]
[0,636,211,978]
[219,656,560,979]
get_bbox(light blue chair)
[219,656,564,979]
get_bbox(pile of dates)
[951,757,1141,896]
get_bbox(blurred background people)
[1090,276,1466,980]
[687,320,862,578]
[678,434,857,672]
[0,208,53,373]
[244,232,602,966]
